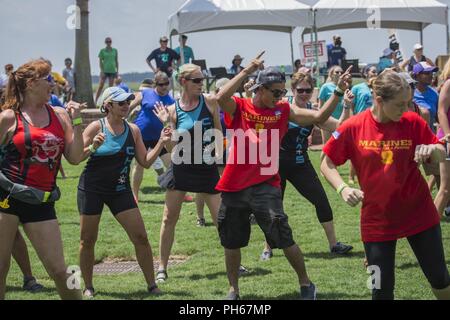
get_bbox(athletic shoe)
[300,282,317,300]
[238,265,249,276]
[196,218,206,227]
[156,270,168,283]
[23,276,44,293]
[183,195,194,202]
[330,242,353,255]
[444,206,450,217]
[260,249,273,261]
[82,287,95,299]
[225,291,240,300]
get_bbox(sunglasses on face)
[334,71,343,75]
[264,87,288,98]
[295,88,313,94]
[156,82,170,87]
[111,100,131,106]
[186,77,204,84]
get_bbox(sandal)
[23,276,44,293]
[156,270,168,283]
[83,287,95,298]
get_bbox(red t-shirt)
[323,110,441,242]
[216,97,290,192]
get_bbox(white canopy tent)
[305,0,449,50]
[167,0,313,66]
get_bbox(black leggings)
[279,159,333,223]
[364,224,450,300]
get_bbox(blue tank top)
[280,102,314,164]
[78,118,135,194]
[175,95,215,165]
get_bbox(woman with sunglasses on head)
[0,59,85,300]
[75,87,171,297]
[259,71,354,261]
[321,70,450,300]
[152,63,223,283]
[129,71,174,202]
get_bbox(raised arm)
[129,92,143,113]
[317,89,354,132]
[216,51,265,115]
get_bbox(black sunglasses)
[156,82,170,87]
[264,87,288,98]
[295,88,313,94]
[186,77,204,84]
[111,100,131,106]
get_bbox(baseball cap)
[248,67,286,91]
[412,62,438,75]
[160,36,169,42]
[413,43,423,50]
[98,87,135,107]
[398,72,417,84]
[383,48,394,57]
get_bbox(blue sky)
[1,0,449,75]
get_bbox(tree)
[74,0,95,108]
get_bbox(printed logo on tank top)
[116,146,135,192]
[30,132,65,170]
[358,139,413,165]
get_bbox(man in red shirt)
[321,70,450,300]
[216,52,352,300]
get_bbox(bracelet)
[72,117,82,127]
[343,102,351,109]
[334,89,344,97]
[336,183,349,195]
[88,144,97,153]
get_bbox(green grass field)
[5,151,450,300]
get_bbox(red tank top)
[1,105,65,192]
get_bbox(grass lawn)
[5,151,450,300]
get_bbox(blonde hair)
[372,70,409,102]
[440,58,450,82]
[291,72,314,89]
[178,64,201,83]
[326,66,342,83]
[154,71,169,83]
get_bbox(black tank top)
[280,102,314,165]
[408,55,427,72]
[78,118,135,194]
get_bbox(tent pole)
[447,8,449,53]
[420,23,423,45]
[314,10,320,88]
[179,34,185,65]
[290,27,295,70]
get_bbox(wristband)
[334,89,344,97]
[72,117,82,126]
[336,183,349,195]
[343,102,351,109]
[88,144,97,153]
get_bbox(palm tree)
[74,0,95,108]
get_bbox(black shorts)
[77,189,137,216]
[144,140,168,156]
[217,183,296,249]
[102,72,117,80]
[0,188,57,224]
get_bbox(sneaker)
[444,206,450,217]
[82,287,95,299]
[330,242,353,255]
[22,276,44,293]
[300,282,317,300]
[225,291,240,300]
[196,218,206,227]
[260,249,273,261]
[183,195,194,202]
[156,270,168,283]
[238,265,249,277]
